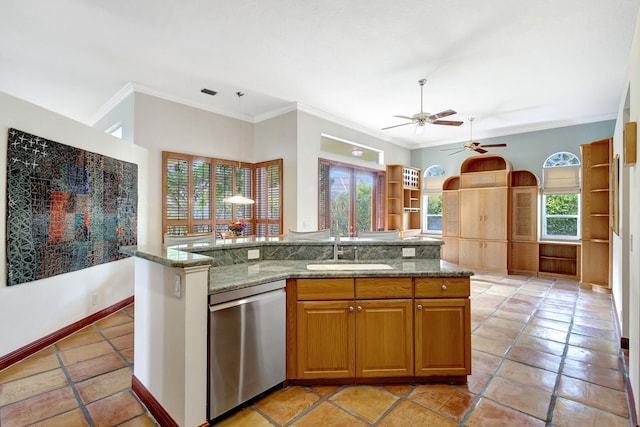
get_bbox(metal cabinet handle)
[357,306,362,312]
[417,304,423,310]
[441,284,447,291]
[349,306,354,312]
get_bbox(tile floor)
[0,272,634,426]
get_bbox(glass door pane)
[355,170,374,234]
[330,166,352,237]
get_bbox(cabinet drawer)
[355,278,412,299]
[297,278,354,300]
[415,277,470,298]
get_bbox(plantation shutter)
[255,159,283,237]
[164,154,189,235]
[191,159,212,233]
[318,161,330,230]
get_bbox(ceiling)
[1,0,638,149]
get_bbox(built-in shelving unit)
[386,165,421,236]
[538,242,580,279]
[580,138,612,291]
[441,176,460,264]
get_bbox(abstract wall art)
[6,128,138,286]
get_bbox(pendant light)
[223,91,255,205]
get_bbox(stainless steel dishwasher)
[208,280,286,420]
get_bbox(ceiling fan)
[441,117,507,155]
[382,79,463,134]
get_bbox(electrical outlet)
[91,294,98,306]
[248,249,260,260]
[402,247,416,257]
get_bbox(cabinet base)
[579,282,611,294]
[288,375,468,386]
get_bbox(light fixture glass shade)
[223,193,255,204]
[415,124,425,134]
[351,147,364,157]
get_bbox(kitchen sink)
[306,263,393,271]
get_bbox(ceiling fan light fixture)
[351,147,364,157]
[415,124,425,134]
[223,194,255,204]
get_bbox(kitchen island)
[121,237,473,426]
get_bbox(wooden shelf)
[386,165,421,233]
[538,242,580,279]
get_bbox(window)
[422,165,446,234]
[163,151,282,239]
[318,159,384,236]
[542,152,580,239]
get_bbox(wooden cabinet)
[459,239,508,272]
[538,242,580,279]
[386,165,421,236]
[290,276,470,381]
[442,177,460,237]
[414,277,471,377]
[441,237,459,265]
[509,241,539,275]
[510,171,539,241]
[459,188,508,240]
[580,138,612,291]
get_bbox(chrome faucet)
[333,223,344,261]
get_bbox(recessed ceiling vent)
[200,88,218,96]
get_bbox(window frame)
[541,152,581,241]
[162,151,282,240]
[421,165,446,235]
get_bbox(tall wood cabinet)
[386,165,421,236]
[580,138,612,291]
[509,171,539,275]
[458,156,511,273]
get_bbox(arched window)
[422,165,446,234]
[542,152,580,239]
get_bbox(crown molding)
[88,82,136,126]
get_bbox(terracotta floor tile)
[515,333,566,355]
[0,368,69,406]
[485,285,518,296]
[552,397,630,427]
[465,398,546,427]
[529,316,571,333]
[565,344,621,370]
[29,408,89,427]
[76,367,133,404]
[460,370,492,394]
[253,386,320,425]
[482,316,526,333]
[110,332,134,350]
[120,347,135,363]
[86,390,144,427]
[472,335,513,357]
[572,316,615,330]
[491,309,531,323]
[574,308,614,322]
[561,358,625,390]
[0,386,78,427]
[571,323,618,341]
[484,376,551,419]
[377,400,457,427]
[55,330,104,351]
[407,384,475,421]
[329,385,398,423]
[58,341,115,366]
[523,324,569,343]
[508,345,563,372]
[474,324,520,342]
[381,384,414,397]
[117,414,160,427]
[66,352,128,382]
[568,333,619,355]
[496,360,558,393]
[100,321,135,339]
[557,375,628,417]
[309,385,341,397]
[291,401,367,426]
[215,407,273,427]
[95,312,133,330]
[534,309,573,323]
[0,352,60,384]
[471,349,502,375]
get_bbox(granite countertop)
[207,259,472,294]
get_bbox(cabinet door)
[460,188,507,240]
[415,298,471,376]
[442,191,459,237]
[355,299,413,378]
[440,237,459,264]
[511,187,538,241]
[509,241,538,274]
[459,239,507,272]
[296,301,355,379]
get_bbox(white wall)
[0,91,149,356]
[619,9,640,419]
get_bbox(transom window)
[542,152,581,239]
[422,165,446,234]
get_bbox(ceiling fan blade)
[381,122,414,130]
[479,144,507,148]
[393,115,416,121]
[447,149,466,156]
[440,147,464,151]
[428,109,457,120]
[432,120,464,126]
[474,148,488,154]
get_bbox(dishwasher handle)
[208,288,284,312]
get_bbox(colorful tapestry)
[6,128,138,286]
